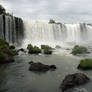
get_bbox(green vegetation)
[0,39,14,64]
[78,59,92,69]
[0,49,8,60]
[48,19,62,24]
[44,48,52,55]
[0,5,6,14]
[27,44,41,54]
[72,45,88,55]
[49,19,56,24]
[41,45,52,50]
[11,50,18,56]
[41,45,52,55]
[0,39,9,46]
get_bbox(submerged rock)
[17,48,26,53]
[29,61,56,72]
[60,73,89,92]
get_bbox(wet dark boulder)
[29,61,56,72]
[60,73,89,92]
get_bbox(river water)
[0,53,92,92]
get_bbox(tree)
[49,19,56,23]
[0,5,6,14]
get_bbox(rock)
[29,61,56,72]
[29,61,34,64]
[18,48,25,52]
[60,73,89,92]
[50,65,56,69]
[64,88,88,92]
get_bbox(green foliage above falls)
[48,19,62,24]
[0,5,6,15]
[78,59,92,69]
[72,45,88,55]
[49,19,56,24]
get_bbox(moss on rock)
[0,39,14,64]
[72,45,88,55]
[78,59,92,69]
[41,45,52,50]
[27,44,41,54]
[44,48,52,55]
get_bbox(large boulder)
[0,39,14,64]
[60,73,89,92]
[78,59,92,70]
[29,61,56,72]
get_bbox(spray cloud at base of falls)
[23,21,92,48]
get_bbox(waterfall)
[23,21,92,48]
[0,14,24,46]
[0,15,4,39]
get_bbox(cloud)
[0,0,92,23]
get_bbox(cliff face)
[0,14,24,46]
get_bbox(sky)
[0,0,92,23]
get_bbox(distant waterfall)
[23,21,92,48]
[0,14,24,46]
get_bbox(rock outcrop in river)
[60,73,90,92]
[29,61,56,72]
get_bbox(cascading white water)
[23,21,92,48]
[0,15,4,39]
[0,14,24,46]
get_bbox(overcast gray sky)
[0,0,92,23]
